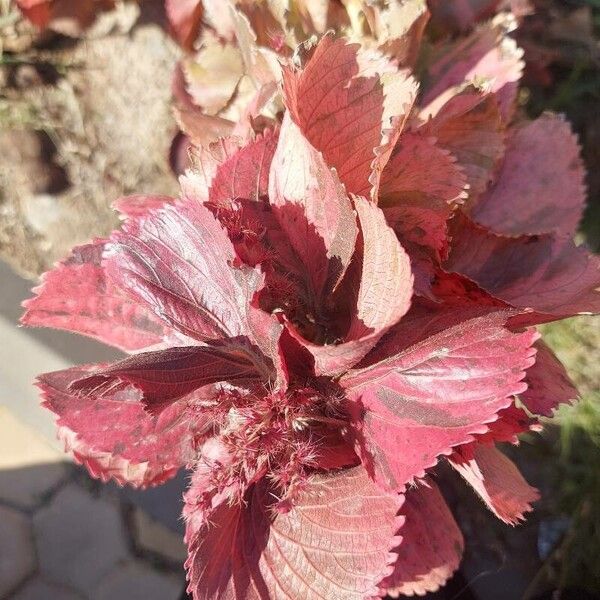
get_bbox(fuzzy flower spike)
[23,12,599,600]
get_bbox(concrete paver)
[0,406,68,509]
[133,508,187,564]
[34,484,130,594]
[92,560,182,600]
[0,506,36,598]
[12,578,84,600]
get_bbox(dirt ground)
[0,0,179,278]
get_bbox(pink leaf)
[113,194,175,219]
[209,128,278,207]
[180,137,243,204]
[380,132,467,256]
[38,365,199,488]
[449,443,539,525]
[423,16,524,120]
[347,195,414,340]
[104,201,278,358]
[380,480,464,597]
[420,87,504,203]
[165,0,204,50]
[342,307,537,490]
[376,1,430,68]
[185,466,403,600]
[268,113,358,303]
[473,114,587,236]
[182,40,244,115]
[445,212,600,323]
[69,345,261,414]
[283,34,417,199]
[521,341,578,416]
[21,240,183,352]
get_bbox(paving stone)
[0,406,69,509]
[92,560,182,600]
[0,506,36,598]
[12,578,84,600]
[133,508,187,564]
[34,484,130,594]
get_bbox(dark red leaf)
[283,195,413,376]
[380,480,464,597]
[423,16,524,120]
[473,114,586,236]
[69,345,261,414]
[445,212,600,323]
[521,341,578,416]
[380,132,467,257]
[268,113,358,303]
[449,443,539,524]
[209,128,278,207]
[420,87,504,203]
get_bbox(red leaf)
[16,0,115,34]
[423,16,524,120]
[21,240,183,352]
[475,404,538,445]
[420,87,504,203]
[268,113,358,303]
[473,114,586,236]
[445,212,600,323]
[105,201,279,359]
[283,34,417,199]
[165,0,204,50]
[380,132,467,257]
[380,480,464,597]
[38,366,199,488]
[69,345,261,414]
[342,307,537,490]
[15,0,51,28]
[449,443,539,524]
[521,341,578,417]
[185,466,403,600]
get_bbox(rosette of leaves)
[167,0,533,162]
[21,9,599,600]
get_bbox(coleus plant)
[21,6,600,600]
